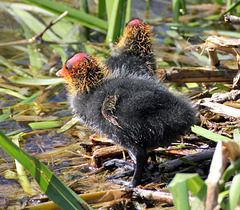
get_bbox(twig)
[194,35,240,86]
[233,69,240,88]
[160,66,239,83]
[211,90,240,103]
[207,48,219,66]
[224,14,240,25]
[29,11,68,44]
[191,87,218,100]
[206,141,229,210]
[134,189,174,205]
[0,11,69,46]
[200,98,240,118]
[92,145,127,168]
[133,188,195,206]
[158,148,215,173]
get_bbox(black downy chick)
[106,18,157,77]
[57,53,195,187]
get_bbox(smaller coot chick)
[57,53,195,187]
[106,18,157,77]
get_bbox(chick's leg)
[103,146,147,187]
[129,146,147,187]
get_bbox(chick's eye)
[65,64,70,71]
[65,61,72,71]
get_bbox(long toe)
[111,179,134,188]
[106,169,134,180]
[103,159,134,170]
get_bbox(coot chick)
[57,53,195,187]
[106,18,157,77]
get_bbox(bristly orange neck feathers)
[57,53,109,95]
[117,19,152,54]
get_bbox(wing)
[101,89,122,129]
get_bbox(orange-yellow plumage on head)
[117,18,152,54]
[57,53,108,95]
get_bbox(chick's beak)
[56,68,65,77]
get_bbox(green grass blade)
[191,184,207,210]
[20,0,108,32]
[0,113,10,121]
[105,0,121,43]
[215,0,224,5]
[169,173,191,210]
[29,121,61,129]
[98,0,106,19]
[229,173,240,209]
[0,88,27,100]
[226,0,233,15]
[187,174,207,210]
[79,0,90,40]
[106,0,129,43]
[218,190,229,208]
[186,174,206,196]
[105,0,114,22]
[12,133,33,194]
[57,117,79,133]
[166,23,240,38]
[221,1,240,17]
[180,0,186,15]
[169,173,206,196]
[191,125,232,142]
[233,129,240,142]
[125,0,131,25]
[79,0,89,14]
[220,158,240,189]
[0,131,92,209]
[172,0,180,23]
[0,55,31,77]
[12,77,65,85]
[169,173,207,210]
[19,91,42,104]
[12,8,44,73]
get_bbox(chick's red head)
[57,53,107,94]
[57,53,87,79]
[127,18,143,26]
